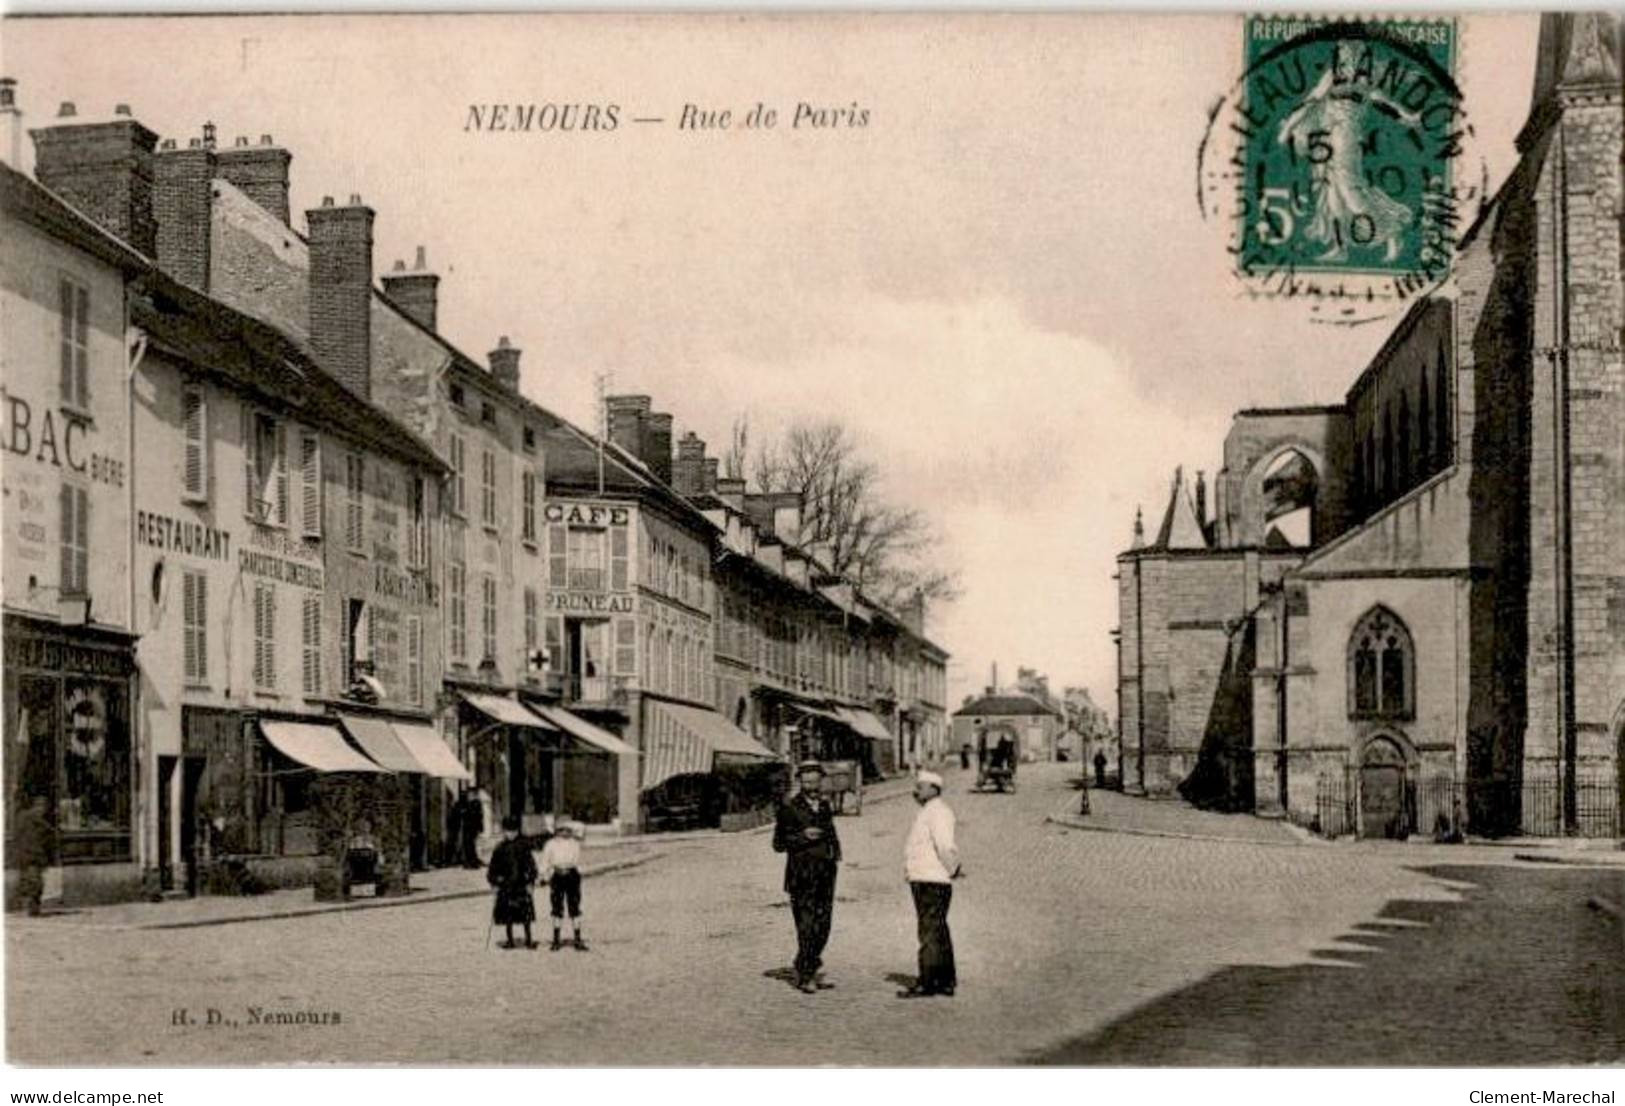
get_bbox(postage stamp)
[1200,15,1481,321]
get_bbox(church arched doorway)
[1358,735,1412,839]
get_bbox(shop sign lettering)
[136,510,232,561]
[238,549,324,589]
[2,391,125,487]
[546,592,633,614]
[544,502,629,527]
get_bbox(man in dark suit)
[773,761,842,994]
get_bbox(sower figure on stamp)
[772,761,841,994]
[486,816,538,950]
[898,771,962,999]
[539,820,587,951]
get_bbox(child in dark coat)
[486,816,539,949]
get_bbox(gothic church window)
[1348,606,1414,720]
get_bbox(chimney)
[645,412,674,486]
[382,245,440,332]
[306,193,376,399]
[487,335,521,390]
[216,133,292,224]
[31,100,159,256]
[715,476,747,510]
[703,457,720,494]
[153,128,217,290]
[606,395,650,461]
[1131,506,1145,549]
[673,431,707,496]
[0,79,21,168]
[1194,470,1208,531]
[901,589,926,635]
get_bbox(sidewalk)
[19,840,667,932]
[1047,787,1314,847]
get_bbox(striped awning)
[642,701,779,791]
[338,714,424,774]
[461,692,551,729]
[390,722,473,781]
[836,707,894,743]
[528,704,638,758]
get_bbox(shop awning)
[836,707,893,744]
[391,722,473,781]
[259,720,386,773]
[338,713,424,774]
[461,692,551,729]
[527,704,638,758]
[643,701,780,791]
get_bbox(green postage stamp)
[1207,16,1472,316]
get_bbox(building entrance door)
[157,756,177,891]
[566,620,609,701]
[1358,738,1408,839]
[179,757,205,896]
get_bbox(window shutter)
[182,390,207,500]
[243,407,258,516]
[74,285,89,408]
[611,527,628,591]
[73,487,88,594]
[58,484,73,592]
[183,573,198,679]
[274,421,289,526]
[407,616,422,705]
[548,524,567,588]
[196,575,208,681]
[301,434,322,538]
[615,618,635,676]
[59,280,74,402]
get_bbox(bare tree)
[749,419,958,608]
[724,415,749,481]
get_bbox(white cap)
[916,770,944,789]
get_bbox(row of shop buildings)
[1114,14,1623,839]
[0,84,948,905]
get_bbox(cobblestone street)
[8,763,1622,1065]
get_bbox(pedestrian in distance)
[772,760,841,994]
[458,789,485,869]
[898,771,961,999]
[539,820,588,951]
[12,796,54,916]
[1094,749,1108,789]
[959,743,971,771]
[486,815,539,950]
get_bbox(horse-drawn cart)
[818,758,864,814]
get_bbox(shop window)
[1348,606,1413,719]
[60,678,131,849]
[59,277,90,411]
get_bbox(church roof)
[1149,466,1209,552]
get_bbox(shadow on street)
[1027,863,1625,1066]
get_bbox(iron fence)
[1311,769,1619,839]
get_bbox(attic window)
[449,382,465,408]
[481,401,496,426]
[523,426,536,452]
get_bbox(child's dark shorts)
[549,868,582,918]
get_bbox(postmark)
[1199,16,1486,323]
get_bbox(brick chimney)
[31,101,159,257]
[487,335,520,390]
[703,457,720,494]
[382,245,440,331]
[307,194,375,399]
[606,395,651,460]
[673,431,707,496]
[644,412,674,486]
[152,128,217,290]
[217,133,291,224]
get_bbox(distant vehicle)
[973,724,1019,794]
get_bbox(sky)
[3,12,1543,713]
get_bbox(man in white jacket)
[898,771,961,998]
